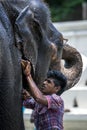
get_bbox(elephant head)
[15,0,83,92]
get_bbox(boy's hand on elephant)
[21,60,31,77]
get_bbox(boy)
[22,60,67,130]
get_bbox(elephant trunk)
[61,44,83,91]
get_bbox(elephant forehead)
[28,0,50,28]
[29,0,49,13]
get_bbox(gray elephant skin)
[0,0,83,130]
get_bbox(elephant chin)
[61,44,83,91]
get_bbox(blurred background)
[24,0,87,130]
[46,0,87,22]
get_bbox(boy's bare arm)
[21,60,48,106]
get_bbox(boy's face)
[41,78,60,95]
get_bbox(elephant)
[0,0,83,130]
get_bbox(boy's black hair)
[47,70,67,95]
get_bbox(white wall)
[61,87,87,109]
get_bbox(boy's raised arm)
[21,60,48,106]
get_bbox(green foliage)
[46,0,86,22]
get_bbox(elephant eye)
[63,38,68,44]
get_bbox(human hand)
[21,59,31,77]
[22,89,31,100]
